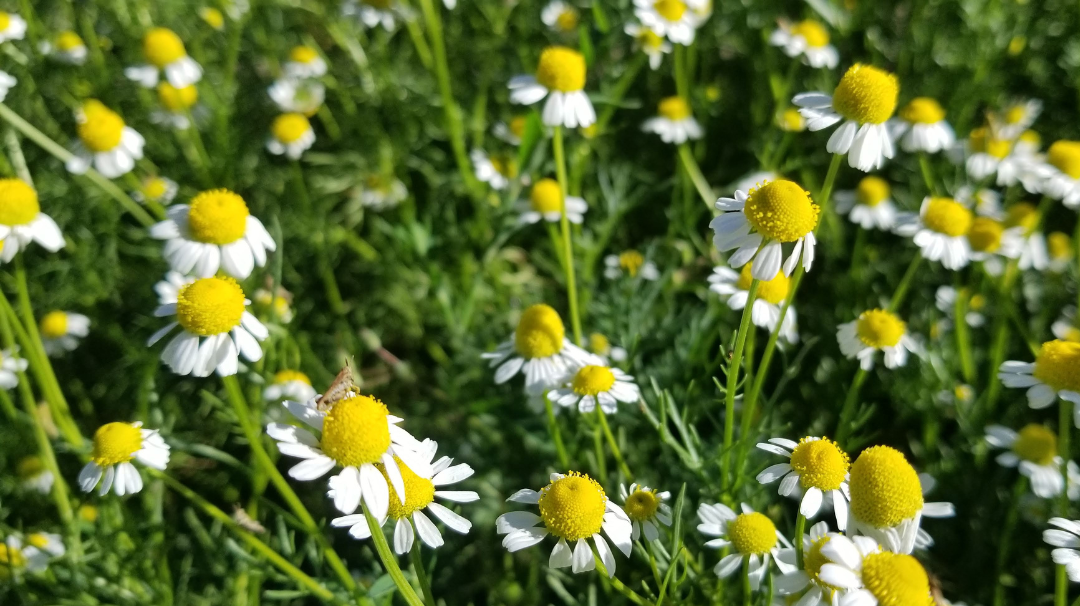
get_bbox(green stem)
[836,368,869,446]
[592,419,608,483]
[363,507,426,606]
[597,408,632,479]
[592,548,649,605]
[953,281,976,384]
[1060,399,1072,518]
[408,537,436,606]
[918,153,937,196]
[553,126,583,346]
[544,394,570,469]
[0,384,15,420]
[818,153,844,235]
[793,513,806,568]
[887,255,924,312]
[673,45,688,101]
[678,143,715,209]
[1058,565,1069,606]
[722,279,761,493]
[993,476,1026,606]
[596,55,647,133]
[742,556,753,606]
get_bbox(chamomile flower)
[890,97,955,153]
[357,174,408,210]
[21,533,64,560]
[148,276,269,377]
[1003,202,1049,271]
[773,521,844,606]
[39,31,87,65]
[199,7,226,30]
[0,536,49,578]
[833,176,898,231]
[697,503,795,588]
[934,286,987,329]
[343,0,398,31]
[517,178,587,224]
[757,436,851,528]
[508,46,595,128]
[708,263,798,344]
[634,0,700,45]
[985,424,1067,498]
[1035,140,1080,208]
[965,216,1023,274]
[998,340,1080,424]
[152,82,200,130]
[0,12,27,43]
[264,370,317,403]
[817,534,935,605]
[78,422,170,496]
[542,1,579,33]
[153,271,194,305]
[494,116,529,145]
[149,189,276,279]
[65,100,145,179]
[604,250,659,280]
[483,304,595,395]
[620,483,672,541]
[40,311,89,356]
[496,471,633,577]
[125,27,203,88]
[547,364,640,413]
[268,78,326,115]
[331,440,477,553]
[1053,308,1080,343]
[0,179,65,261]
[1044,518,1080,581]
[284,46,327,78]
[894,196,974,270]
[642,96,702,144]
[0,70,15,102]
[794,64,900,172]
[471,149,517,190]
[769,20,839,69]
[838,309,917,371]
[954,185,1003,217]
[778,107,806,132]
[845,445,929,554]
[267,113,315,159]
[0,346,27,390]
[964,127,1014,183]
[16,456,53,495]
[1048,232,1073,273]
[254,286,294,323]
[588,333,627,363]
[624,22,671,70]
[132,175,179,206]
[711,179,820,280]
[267,392,428,519]
[992,98,1042,141]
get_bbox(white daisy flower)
[642,96,702,144]
[268,77,326,116]
[254,286,294,323]
[132,175,179,206]
[587,333,627,364]
[547,363,640,414]
[624,22,671,70]
[517,178,587,224]
[711,179,820,280]
[697,502,796,589]
[149,189,276,279]
[1033,140,1080,209]
[148,276,269,377]
[39,31,87,65]
[331,439,478,554]
[343,0,398,31]
[1000,202,1049,271]
[934,285,987,330]
[21,533,64,560]
[773,521,843,606]
[954,185,1003,218]
[284,45,327,78]
[833,175,897,231]
[125,27,203,89]
[793,64,899,172]
[65,100,145,179]
[889,97,955,153]
[267,113,315,159]
[78,422,170,496]
[541,1,580,33]
[817,534,935,605]
[0,179,65,262]
[0,536,49,577]
[1053,307,1080,343]
[471,149,516,190]
[992,98,1042,141]
[356,174,408,210]
[986,424,1068,498]
[998,340,1080,425]
[0,12,27,43]
[509,46,595,128]
[633,0,700,45]
[40,311,90,356]
[493,116,528,145]
[756,436,851,529]
[152,82,200,130]
[709,263,798,345]
[963,127,1022,185]
[1045,518,1080,582]
[16,456,54,495]
[777,107,806,132]
[604,250,659,280]
[264,370,318,403]
[0,345,27,390]
[496,471,633,577]
[768,19,839,69]
[894,196,974,270]
[483,304,596,395]
[619,483,672,542]
[845,445,933,554]
[837,309,917,371]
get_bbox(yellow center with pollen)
[78,100,126,152]
[272,113,311,144]
[556,8,579,31]
[899,97,945,125]
[0,13,9,32]
[728,512,777,556]
[1012,424,1057,466]
[735,262,790,305]
[142,177,169,200]
[967,217,1005,253]
[856,176,890,207]
[0,179,40,226]
[743,180,821,242]
[589,333,611,355]
[855,309,905,348]
[27,534,50,550]
[969,127,1012,159]
[791,20,829,47]
[0,543,26,577]
[535,46,587,92]
[530,178,563,214]
[619,250,645,276]
[538,472,607,541]
[1033,340,1080,393]
[780,107,805,131]
[654,0,687,21]
[40,311,69,339]
[1048,140,1080,179]
[158,82,198,111]
[187,189,249,245]
[90,422,143,466]
[16,456,44,479]
[804,534,841,592]
[514,304,566,359]
[789,437,850,491]
[175,277,246,336]
[571,365,616,396]
[922,197,972,237]
[290,46,319,64]
[849,446,924,528]
[274,369,312,385]
[56,31,84,51]
[319,395,391,467]
[831,64,899,125]
[860,552,934,606]
[380,457,436,519]
[1005,202,1038,233]
[658,96,691,121]
[143,27,187,67]
[624,488,661,522]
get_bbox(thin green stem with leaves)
[678,144,715,209]
[544,394,570,469]
[597,408,632,479]
[363,506,427,606]
[409,538,437,606]
[722,279,761,493]
[553,126,583,346]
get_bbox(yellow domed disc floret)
[653,0,687,21]
[831,64,899,125]
[637,28,665,51]
[274,369,312,385]
[743,180,821,242]
[921,197,972,237]
[735,262,790,305]
[804,534,841,592]
[855,309,905,349]
[658,96,691,121]
[728,512,777,556]
[175,277,246,336]
[571,365,616,396]
[780,107,805,132]
[142,177,169,200]
[0,543,26,578]
[90,422,143,467]
[969,127,1012,159]
[380,457,436,519]
[319,395,392,468]
[967,217,1004,253]
[535,46,587,93]
[849,446,924,528]
[1033,340,1080,393]
[789,437,850,491]
[78,100,126,152]
[143,27,187,67]
[272,113,312,144]
[56,31,84,51]
[514,304,566,359]
[290,46,319,64]
[0,179,40,226]
[860,552,934,606]
[1005,202,1038,233]
[158,82,198,111]
[187,189,250,245]
[40,311,69,339]
[624,487,661,522]
[530,178,563,214]
[856,176,890,207]
[539,472,607,541]
[1012,424,1057,466]
[899,97,946,125]
[555,7,579,31]
[589,333,611,356]
[618,250,645,276]
[791,20,829,47]
[1048,141,1080,179]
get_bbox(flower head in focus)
[509,46,595,128]
[78,421,170,496]
[66,100,146,179]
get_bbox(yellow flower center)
[624,488,661,522]
[589,332,611,355]
[529,178,563,214]
[789,437,850,491]
[77,100,126,152]
[619,250,645,276]
[780,107,804,131]
[272,113,312,144]
[16,456,44,479]
[200,7,225,29]
[637,29,664,51]
[728,512,777,555]
[27,534,50,550]
[78,504,99,523]
[653,0,687,21]
[143,27,187,67]
[922,197,972,237]
[831,64,899,125]
[954,384,974,402]
[380,457,436,519]
[175,277,246,336]
[899,97,945,125]
[142,177,169,200]
[969,294,986,311]
[860,552,933,606]
[488,154,517,178]
[849,445,924,528]
[571,365,616,396]
[1033,340,1080,394]
[658,96,691,121]
[56,31,84,51]
[0,543,26,577]
[556,8,579,31]
[290,45,319,64]
[804,534,841,592]
[1066,327,1080,343]
[743,180,821,242]
[535,46,587,92]
[967,217,1004,253]
[856,176,890,207]
[1004,105,1026,125]
[40,311,68,339]
[0,13,9,32]
[157,82,198,111]
[514,304,566,359]
[274,369,311,385]
[1020,129,1041,148]
[319,395,392,467]
[1048,140,1080,179]
[0,179,40,226]
[735,262,790,305]
[969,127,1012,159]
[1008,37,1026,55]
[790,20,829,47]
[509,116,527,139]
[538,472,607,541]
[187,189,250,245]
[90,422,143,467]
[1005,202,1038,233]
[855,309,905,349]
[1012,424,1057,466]
[1049,232,1072,260]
